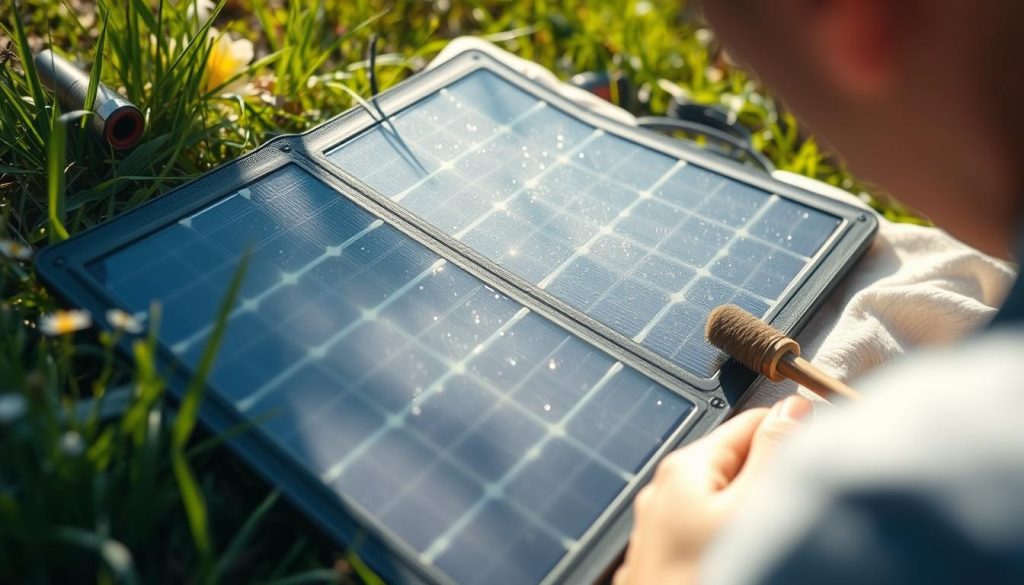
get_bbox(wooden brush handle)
[777,354,862,401]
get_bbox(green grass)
[0,0,925,582]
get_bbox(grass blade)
[170,253,249,580]
[81,12,109,130]
[47,108,90,242]
[9,0,48,123]
[212,491,280,581]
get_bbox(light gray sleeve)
[701,331,1024,585]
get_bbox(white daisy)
[60,431,85,457]
[0,393,27,424]
[106,309,145,334]
[39,309,92,336]
[0,239,32,261]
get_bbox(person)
[614,1,1024,583]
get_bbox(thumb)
[730,395,813,493]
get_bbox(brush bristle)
[705,305,787,375]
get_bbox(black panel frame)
[36,47,877,585]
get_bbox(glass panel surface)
[326,70,840,378]
[90,165,694,585]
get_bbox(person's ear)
[811,0,899,99]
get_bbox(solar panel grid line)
[90,202,244,294]
[398,331,637,482]
[355,124,608,251]
[484,149,815,278]
[418,361,629,564]
[448,131,604,242]
[583,379,673,462]
[170,217,387,356]
[630,193,782,345]
[440,162,774,317]
[337,89,547,202]
[313,326,649,536]
[318,303,533,482]
[386,102,550,206]
[534,160,687,291]
[176,186,251,232]
[269,294,640,493]
[313,373,578,566]
[534,180,793,301]
[633,181,814,262]
[235,257,449,412]
[291,310,601,559]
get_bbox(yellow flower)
[39,309,92,336]
[106,309,145,334]
[0,239,32,261]
[203,29,254,95]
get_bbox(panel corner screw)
[53,256,66,267]
[278,143,292,153]
[710,397,726,409]
[857,213,868,222]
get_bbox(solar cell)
[326,70,841,378]
[88,165,694,584]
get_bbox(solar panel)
[38,47,876,585]
[88,165,695,584]
[325,70,841,379]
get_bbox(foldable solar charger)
[37,47,877,585]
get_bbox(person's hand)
[614,395,813,585]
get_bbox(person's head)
[701,0,1024,258]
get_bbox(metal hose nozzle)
[34,49,144,150]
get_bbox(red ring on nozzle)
[104,108,145,150]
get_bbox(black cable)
[368,34,380,97]
[636,116,775,172]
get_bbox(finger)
[613,564,630,585]
[730,395,812,493]
[624,484,658,568]
[673,407,770,492]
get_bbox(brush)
[705,304,862,402]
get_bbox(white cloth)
[746,173,1016,406]
[429,38,1018,403]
